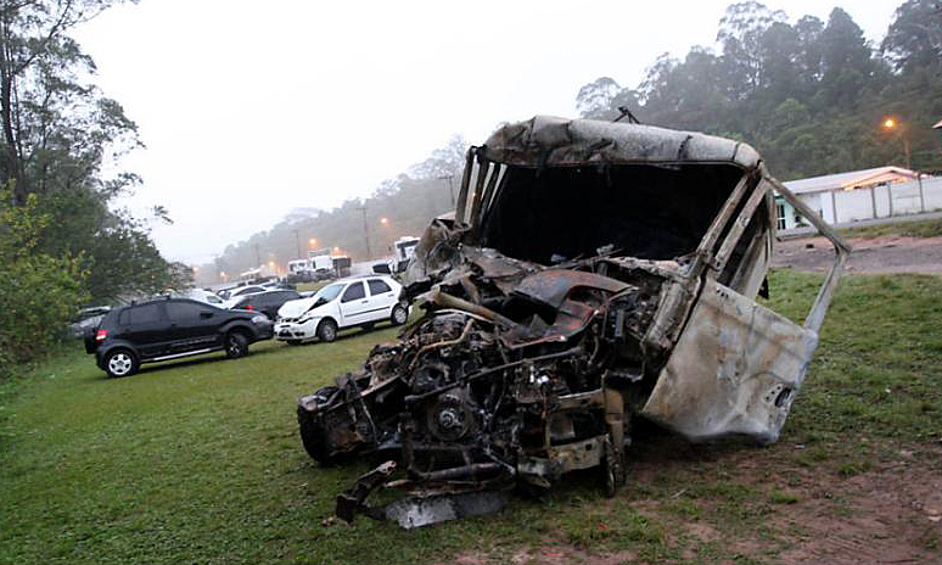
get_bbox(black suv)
[84,297,274,378]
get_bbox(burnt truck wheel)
[104,349,138,378]
[390,303,408,326]
[298,386,339,463]
[225,331,249,358]
[317,319,337,342]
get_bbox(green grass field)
[2,270,941,564]
[837,217,942,239]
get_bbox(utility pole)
[438,174,455,207]
[254,244,261,267]
[293,229,301,258]
[358,204,371,259]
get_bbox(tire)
[104,349,138,378]
[390,303,408,326]
[225,331,250,358]
[317,319,337,342]
[298,386,340,463]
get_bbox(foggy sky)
[71,0,902,265]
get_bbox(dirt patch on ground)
[628,437,942,564]
[774,235,942,275]
[443,438,942,564]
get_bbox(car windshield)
[314,283,344,303]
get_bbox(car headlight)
[251,315,269,324]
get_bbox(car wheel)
[390,303,408,326]
[317,319,337,342]
[298,386,340,463]
[225,331,249,358]
[104,349,138,378]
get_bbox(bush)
[0,188,88,377]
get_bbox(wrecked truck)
[296,115,851,527]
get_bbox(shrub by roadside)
[0,187,88,379]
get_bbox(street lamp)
[309,238,317,247]
[881,117,912,170]
[380,217,389,225]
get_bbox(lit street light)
[881,116,912,170]
[380,217,389,225]
[309,238,317,247]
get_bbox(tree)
[716,1,787,99]
[576,77,622,119]
[0,0,185,304]
[882,0,942,73]
[407,134,468,180]
[0,185,87,373]
[816,7,876,108]
[0,0,140,205]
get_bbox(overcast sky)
[71,0,902,265]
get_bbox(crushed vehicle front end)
[296,116,850,527]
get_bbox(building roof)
[782,166,920,195]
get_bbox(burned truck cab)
[297,116,850,527]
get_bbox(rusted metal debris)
[296,116,851,528]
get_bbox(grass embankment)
[838,217,942,239]
[1,270,940,564]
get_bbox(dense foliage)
[0,0,186,374]
[0,188,87,373]
[576,0,942,180]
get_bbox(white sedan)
[274,275,408,344]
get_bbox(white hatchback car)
[274,275,408,344]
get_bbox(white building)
[775,166,942,230]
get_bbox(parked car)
[84,297,274,378]
[229,289,301,320]
[218,284,266,301]
[274,275,408,344]
[189,288,226,306]
[68,306,111,338]
[221,285,268,308]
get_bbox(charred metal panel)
[641,277,817,443]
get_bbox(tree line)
[0,0,186,372]
[576,0,942,180]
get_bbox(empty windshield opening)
[478,164,744,265]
